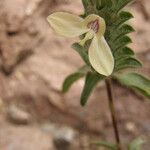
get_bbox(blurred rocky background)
[0,0,149,149]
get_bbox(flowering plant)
[47,0,150,149]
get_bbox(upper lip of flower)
[47,12,114,76]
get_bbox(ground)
[0,0,149,150]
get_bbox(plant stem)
[105,78,122,150]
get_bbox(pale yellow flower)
[47,12,114,76]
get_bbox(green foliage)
[115,58,142,71]
[128,137,145,150]
[62,73,84,93]
[111,36,132,51]
[62,66,90,92]
[81,0,138,74]
[62,0,150,105]
[116,73,150,99]
[114,11,134,27]
[80,72,104,106]
[111,24,135,41]
[93,141,117,150]
[114,0,133,12]
[114,47,134,59]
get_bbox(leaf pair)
[71,42,105,106]
[63,71,150,106]
[63,68,104,106]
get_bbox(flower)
[47,12,114,76]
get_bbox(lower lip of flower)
[87,19,99,33]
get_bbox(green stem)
[105,78,122,150]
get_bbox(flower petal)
[47,12,89,37]
[89,36,114,76]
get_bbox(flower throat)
[87,19,99,33]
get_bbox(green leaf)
[94,141,117,150]
[115,0,133,12]
[72,43,90,66]
[116,73,150,99]
[111,24,135,41]
[111,36,132,51]
[128,137,145,150]
[62,73,84,93]
[114,47,134,59]
[115,58,142,71]
[100,0,113,8]
[99,10,113,26]
[119,24,135,34]
[62,66,90,93]
[118,35,132,44]
[114,11,134,27]
[80,72,104,106]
